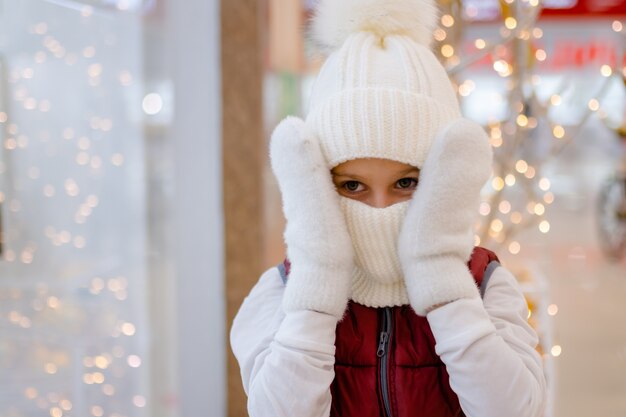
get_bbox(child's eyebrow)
[331,172,366,180]
[395,168,420,176]
[332,167,419,179]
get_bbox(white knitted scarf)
[339,198,410,307]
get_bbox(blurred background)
[0,0,625,416]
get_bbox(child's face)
[331,158,420,208]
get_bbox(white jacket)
[230,263,548,417]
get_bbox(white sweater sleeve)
[427,265,548,417]
[230,267,337,417]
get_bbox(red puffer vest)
[281,247,499,417]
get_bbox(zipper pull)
[377,331,388,357]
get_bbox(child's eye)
[343,181,363,192]
[396,178,418,189]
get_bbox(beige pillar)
[221,1,265,416]
[268,0,304,72]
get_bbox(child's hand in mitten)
[270,117,355,319]
[398,119,492,316]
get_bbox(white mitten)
[270,116,355,319]
[398,119,493,316]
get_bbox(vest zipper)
[377,307,393,417]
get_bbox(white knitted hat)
[306,0,461,169]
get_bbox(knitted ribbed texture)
[340,198,410,307]
[306,32,461,169]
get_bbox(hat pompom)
[311,0,439,52]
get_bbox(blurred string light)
[434,0,625,256]
[142,92,163,115]
[431,3,615,383]
[521,288,560,392]
[0,14,148,417]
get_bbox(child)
[230,0,548,416]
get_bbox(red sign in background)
[541,0,626,17]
